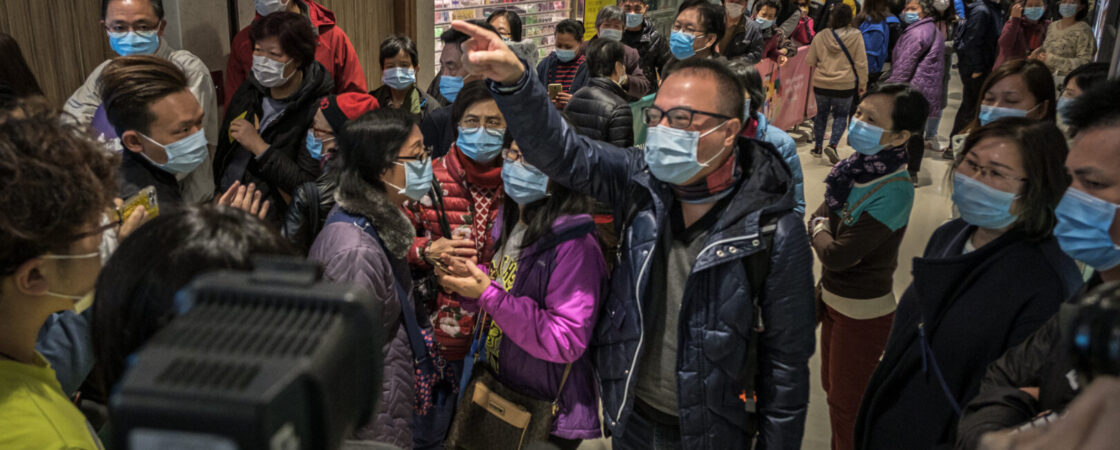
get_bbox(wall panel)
[0,0,114,105]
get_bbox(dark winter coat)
[309,170,417,448]
[214,61,333,224]
[119,147,183,210]
[487,69,816,450]
[621,17,671,91]
[954,0,1003,75]
[886,17,946,117]
[723,17,766,64]
[855,219,1082,450]
[563,77,634,148]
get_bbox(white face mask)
[934,0,951,11]
[40,252,101,301]
[726,3,746,18]
[252,55,294,88]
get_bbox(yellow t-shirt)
[0,352,103,449]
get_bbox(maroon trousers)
[820,301,894,450]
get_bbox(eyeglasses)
[958,159,1027,188]
[105,21,160,34]
[671,23,705,34]
[398,146,433,165]
[64,208,123,243]
[502,147,523,162]
[642,105,733,129]
[459,117,505,130]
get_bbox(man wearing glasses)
[0,118,121,448]
[65,0,219,205]
[450,19,814,450]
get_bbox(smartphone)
[121,186,159,221]
[548,83,562,100]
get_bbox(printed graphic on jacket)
[484,250,519,372]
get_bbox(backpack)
[792,15,816,45]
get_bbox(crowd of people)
[0,0,1118,449]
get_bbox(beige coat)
[806,26,869,93]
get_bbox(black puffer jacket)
[214,61,334,224]
[723,17,766,64]
[281,165,339,254]
[563,77,634,148]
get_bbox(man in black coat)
[619,0,671,91]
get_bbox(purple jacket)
[463,213,607,440]
[886,17,945,118]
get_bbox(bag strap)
[324,210,431,364]
[429,177,453,238]
[830,29,861,91]
[551,363,573,416]
[741,214,778,421]
[840,176,909,225]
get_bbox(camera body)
[1066,281,1120,380]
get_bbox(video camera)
[1066,281,1120,380]
[110,258,384,450]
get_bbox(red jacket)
[993,17,1049,71]
[224,0,366,106]
[404,144,504,360]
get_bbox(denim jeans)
[925,116,941,141]
[814,94,853,148]
[612,406,682,450]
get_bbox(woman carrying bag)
[438,142,607,450]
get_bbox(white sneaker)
[925,139,940,153]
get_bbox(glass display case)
[434,0,572,75]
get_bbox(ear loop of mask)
[698,120,732,167]
[40,252,100,301]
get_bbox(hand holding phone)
[121,186,159,221]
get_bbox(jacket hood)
[253,0,335,30]
[708,137,796,236]
[819,27,859,52]
[334,169,415,259]
[508,40,538,61]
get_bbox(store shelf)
[435,0,558,13]
[436,9,568,26]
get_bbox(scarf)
[672,151,742,203]
[823,146,909,210]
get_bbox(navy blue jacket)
[487,68,816,449]
[536,52,589,96]
[855,219,1082,449]
[954,0,1003,75]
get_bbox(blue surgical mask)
[1059,3,1078,17]
[626,12,644,28]
[669,31,698,60]
[139,129,209,175]
[382,67,416,91]
[387,159,434,201]
[1057,96,1075,122]
[439,75,464,103]
[600,28,624,42]
[108,30,160,56]
[1054,188,1120,270]
[1024,6,1046,20]
[903,11,921,23]
[742,97,753,123]
[555,48,577,62]
[305,130,333,161]
[978,105,1030,126]
[457,126,505,162]
[502,160,550,205]
[847,119,887,155]
[644,122,729,185]
[952,172,1020,229]
[756,17,775,30]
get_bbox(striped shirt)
[549,54,586,93]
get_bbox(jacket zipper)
[616,240,655,423]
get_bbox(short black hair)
[379,34,418,68]
[556,19,585,40]
[587,38,626,78]
[678,0,727,43]
[754,0,782,15]
[487,8,524,41]
[249,11,317,70]
[102,0,164,20]
[451,80,495,126]
[337,108,420,188]
[1065,79,1120,136]
[1065,62,1110,93]
[829,3,854,29]
[861,83,929,133]
[618,0,652,5]
[726,60,765,117]
[91,205,295,390]
[441,19,498,47]
[664,57,744,119]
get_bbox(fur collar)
[334,170,414,259]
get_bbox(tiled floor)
[578,62,967,450]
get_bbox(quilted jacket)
[564,77,635,148]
